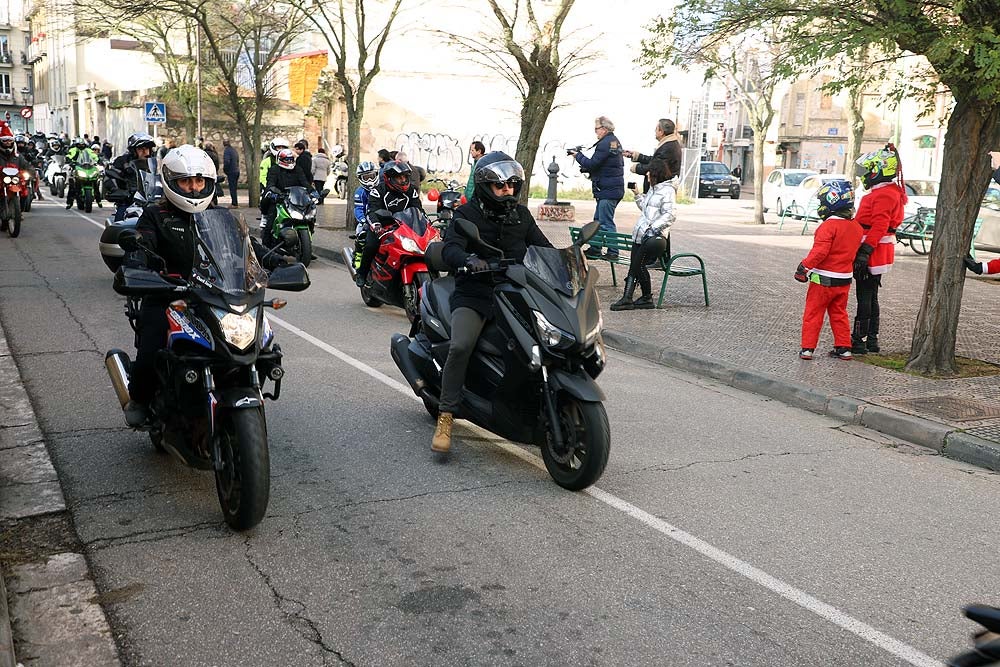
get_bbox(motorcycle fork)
[540,367,566,451]
[204,367,224,472]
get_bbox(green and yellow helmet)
[855,144,900,189]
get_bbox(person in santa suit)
[850,143,907,355]
[796,179,864,360]
[965,151,1000,275]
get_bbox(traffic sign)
[144,101,166,124]
[19,107,31,119]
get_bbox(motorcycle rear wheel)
[541,398,610,491]
[297,228,312,267]
[359,283,382,308]
[9,197,21,238]
[214,407,270,531]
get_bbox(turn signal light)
[169,300,188,312]
[268,298,287,310]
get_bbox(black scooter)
[390,219,609,490]
[948,605,1000,666]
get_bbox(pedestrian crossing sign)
[144,102,166,124]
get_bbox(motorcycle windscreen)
[522,245,587,297]
[393,208,429,236]
[133,157,162,200]
[193,209,269,296]
[286,186,312,208]
[76,151,96,167]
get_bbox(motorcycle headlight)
[289,209,304,220]
[2,177,9,184]
[400,237,423,254]
[21,171,30,180]
[533,310,575,350]
[77,169,87,178]
[212,307,259,350]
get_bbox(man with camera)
[568,116,625,259]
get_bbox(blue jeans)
[595,198,621,255]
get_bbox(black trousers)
[226,171,239,205]
[129,300,169,404]
[439,307,486,414]
[358,228,379,277]
[626,235,669,297]
[313,180,326,204]
[853,272,881,341]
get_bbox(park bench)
[895,207,984,256]
[778,203,821,235]
[568,226,709,308]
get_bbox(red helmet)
[276,148,296,170]
[382,160,412,193]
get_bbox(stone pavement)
[290,194,1000,471]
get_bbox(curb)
[0,569,12,667]
[308,233,1000,472]
[601,329,1000,472]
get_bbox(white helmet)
[269,136,290,156]
[160,144,217,213]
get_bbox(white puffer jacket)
[631,179,677,243]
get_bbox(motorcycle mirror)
[427,189,440,201]
[117,229,142,252]
[576,220,601,246]
[267,262,310,292]
[455,218,481,242]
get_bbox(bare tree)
[290,0,406,227]
[438,0,594,203]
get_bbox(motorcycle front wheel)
[297,228,312,267]
[214,407,270,531]
[83,190,93,213]
[542,397,610,491]
[9,196,21,238]
[404,271,431,322]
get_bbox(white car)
[762,168,817,215]
[784,173,851,220]
[855,179,938,220]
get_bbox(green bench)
[777,203,821,235]
[895,207,984,256]
[568,227,709,308]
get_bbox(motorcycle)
[105,210,310,530]
[99,157,162,272]
[332,157,349,199]
[0,164,28,238]
[67,151,101,212]
[342,208,438,324]
[263,186,323,268]
[46,154,66,197]
[948,605,1000,666]
[389,219,610,490]
[425,178,466,230]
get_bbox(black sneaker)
[584,249,602,260]
[829,347,853,361]
[851,343,867,355]
[866,337,880,353]
[355,273,367,288]
[799,348,814,360]
[123,400,150,428]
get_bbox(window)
[0,36,8,62]
[0,73,11,95]
[793,93,806,126]
[768,171,781,184]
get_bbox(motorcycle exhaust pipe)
[342,247,357,277]
[390,333,425,396]
[105,349,132,408]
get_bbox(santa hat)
[0,121,13,139]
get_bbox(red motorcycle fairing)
[400,261,430,284]
[370,209,439,285]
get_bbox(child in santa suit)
[851,143,907,355]
[796,179,863,360]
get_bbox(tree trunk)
[343,110,363,229]
[905,100,1000,374]
[844,85,865,173]
[751,128,766,224]
[514,84,557,205]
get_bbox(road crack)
[244,538,357,666]
[83,521,221,552]
[615,448,843,476]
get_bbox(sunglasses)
[490,178,521,190]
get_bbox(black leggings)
[439,307,486,414]
[853,272,881,340]
[626,236,669,296]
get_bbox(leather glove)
[465,254,489,273]
[369,221,382,234]
[853,243,874,279]
[964,255,984,274]
[794,263,808,283]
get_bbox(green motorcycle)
[264,186,321,267]
[67,151,101,213]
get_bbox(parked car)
[785,173,851,220]
[855,178,939,220]
[698,161,741,199]
[762,168,817,214]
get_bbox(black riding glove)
[964,255,984,275]
[794,262,808,283]
[464,254,489,273]
[853,243,874,279]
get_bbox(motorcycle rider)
[65,137,102,210]
[260,147,311,243]
[106,132,157,221]
[14,134,40,200]
[121,145,291,427]
[258,136,290,198]
[431,152,553,454]
[0,131,32,218]
[351,160,379,263]
[355,159,423,287]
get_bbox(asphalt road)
[1,199,997,666]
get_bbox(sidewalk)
[305,195,1000,471]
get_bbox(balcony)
[0,92,13,103]
[0,52,12,67]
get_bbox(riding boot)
[867,314,880,353]
[633,271,655,309]
[431,412,453,453]
[610,277,637,311]
[851,319,869,355]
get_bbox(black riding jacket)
[265,164,311,193]
[442,198,552,317]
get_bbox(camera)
[627,181,637,190]
[566,145,584,156]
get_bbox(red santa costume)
[800,214,864,352]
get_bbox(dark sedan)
[698,161,741,199]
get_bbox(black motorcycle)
[390,219,610,490]
[104,209,310,530]
[948,605,1000,666]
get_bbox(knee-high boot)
[610,276,637,311]
[851,319,869,355]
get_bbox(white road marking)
[67,213,944,667]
